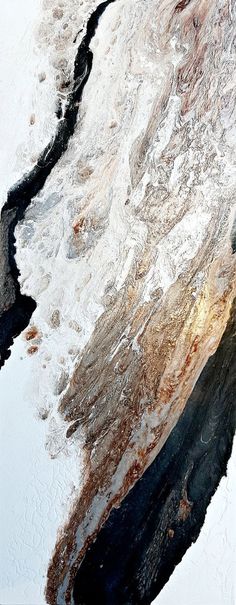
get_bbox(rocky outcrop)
[0,1,235,604]
[73,298,236,605]
[0,0,116,366]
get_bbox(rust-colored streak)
[175,0,191,12]
[178,494,193,522]
[27,345,38,355]
[25,325,38,341]
[73,216,85,236]
[177,43,208,114]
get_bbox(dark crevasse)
[73,299,236,605]
[0,0,116,368]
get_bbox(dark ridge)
[73,300,236,605]
[0,0,116,368]
[231,213,236,253]
[55,98,63,120]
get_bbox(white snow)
[0,338,81,605]
[143,210,211,301]
[0,0,57,210]
[0,4,81,602]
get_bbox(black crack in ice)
[230,212,236,253]
[0,0,116,368]
[73,300,236,605]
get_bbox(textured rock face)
[72,299,236,605]
[0,0,235,604]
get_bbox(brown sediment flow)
[46,249,235,604]
[45,0,236,602]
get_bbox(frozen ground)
[0,0,56,209]
[0,1,235,604]
[0,339,81,605]
[0,3,81,603]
